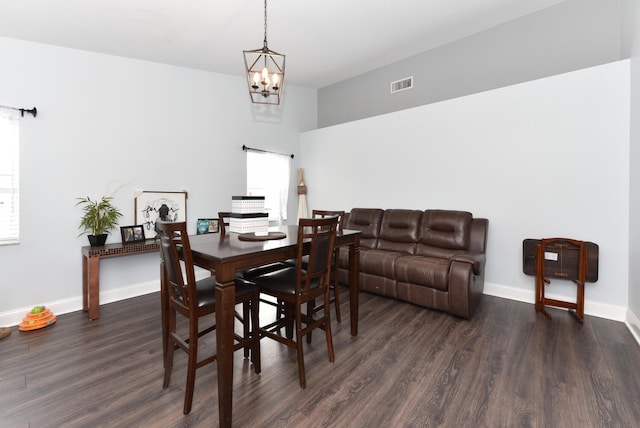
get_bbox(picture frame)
[134,191,187,236]
[120,225,146,244]
[197,218,219,235]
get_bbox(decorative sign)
[134,191,187,235]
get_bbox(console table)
[82,240,159,320]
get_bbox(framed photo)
[197,218,219,235]
[135,191,187,235]
[121,225,146,244]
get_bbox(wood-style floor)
[1,289,639,427]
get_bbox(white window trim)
[0,107,20,245]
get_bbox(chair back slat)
[157,221,198,310]
[312,210,345,232]
[218,212,231,235]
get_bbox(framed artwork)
[197,218,219,235]
[135,191,187,235]
[120,225,146,244]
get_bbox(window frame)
[246,150,290,224]
[0,108,20,245]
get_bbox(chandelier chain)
[263,0,268,47]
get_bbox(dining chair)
[308,210,345,324]
[157,221,261,415]
[218,211,231,235]
[251,216,339,388]
[287,209,345,335]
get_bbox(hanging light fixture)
[243,0,285,105]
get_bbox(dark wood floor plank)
[1,288,639,427]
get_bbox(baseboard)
[625,309,640,347]
[0,269,212,328]
[483,281,534,304]
[0,280,161,328]
[483,281,627,321]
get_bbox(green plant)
[76,196,123,236]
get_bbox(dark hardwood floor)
[1,289,639,427]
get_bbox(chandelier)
[243,0,285,105]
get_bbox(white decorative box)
[232,196,265,214]
[229,212,269,234]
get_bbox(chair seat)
[253,267,319,296]
[239,262,291,280]
[194,276,259,308]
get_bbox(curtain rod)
[242,144,294,159]
[0,104,38,118]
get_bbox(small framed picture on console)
[121,225,146,244]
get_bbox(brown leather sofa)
[336,208,488,319]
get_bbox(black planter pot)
[88,234,108,247]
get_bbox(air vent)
[390,76,413,93]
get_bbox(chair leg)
[285,302,294,340]
[332,283,341,323]
[163,308,176,389]
[324,290,335,363]
[276,298,285,320]
[183,317,199,415]
[243,301,250,358]
[331,254,341,322]
[295,309,307,389]
[250,297,261,374]
[306,299,314,344]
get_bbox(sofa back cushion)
[417,210,472,257]
[377,209,422,254]
[345,208,384,249]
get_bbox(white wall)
[302,60,630,320]
[0,37,316,326]
[627,0,640,340]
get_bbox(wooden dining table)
[160,225,361,427]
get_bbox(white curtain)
[0,107,20,244]
[246,150,290,225]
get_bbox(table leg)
[576,282,585,324]
[82,255,88,312]
[348,242,360,336]
[215,273,236,428]
[87,257,100,320]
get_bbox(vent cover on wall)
[390,76,413,93]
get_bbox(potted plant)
[76,196,123,246]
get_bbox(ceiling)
[0,0,565,89]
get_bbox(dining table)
[160,225,361,427]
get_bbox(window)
[246,150,290,224]
[0,108,19,244]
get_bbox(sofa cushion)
[417,210,472,257]
[395,255,451,291]
[360,249,403,277]
[377,209,421,255]
[345,208,384,249]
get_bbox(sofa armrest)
[452,252,485,276]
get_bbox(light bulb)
[272,74,279,85]
[253,72,260,84]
